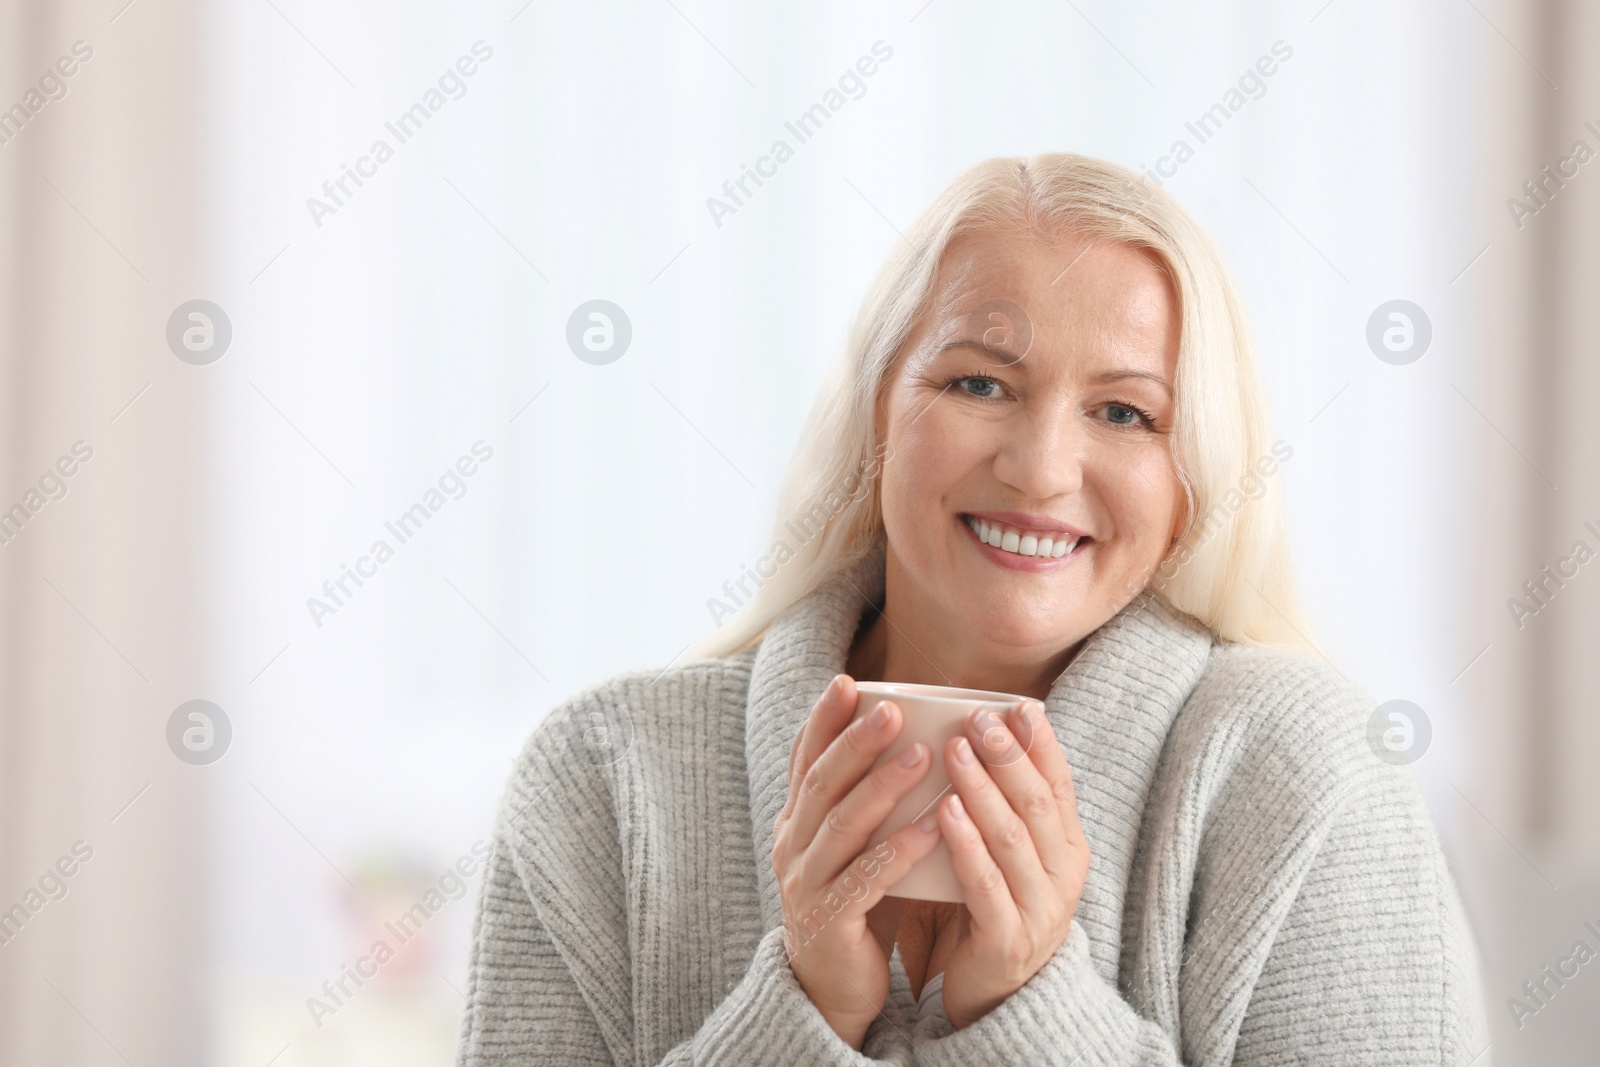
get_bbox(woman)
[455,154,1491,1064]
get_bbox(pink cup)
[849,680,1033,903]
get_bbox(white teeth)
[964,515,1081,560]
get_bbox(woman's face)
[875,225,1186,658]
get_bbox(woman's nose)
[990,408,1085,501]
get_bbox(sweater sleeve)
[454,832,613,1066]
[1229,765,1494,1066]
[909,919,1183,1064]
[454,830,905,1066]
[905,766,1493,1066]
[664,925,911,1066]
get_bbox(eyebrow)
[1093,369,1173,396]
[932,339,1025,366]
[933,340,1173,395]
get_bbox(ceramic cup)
[849,680,1037,903]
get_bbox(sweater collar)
[743,537,1215,978]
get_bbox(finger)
[779,674,857,823]
[786,720,805,788]
[944,730,1056,917]
[969,698,1037,767]
[798,738,930,889]
[780,723,807,828]
[783,813,943,959]
[938,791,1019,934]
[803,675,859,773]
[787,696,905,854]
[965,702,1073,880]
[1015,701,1089,854]
[850,809,946,913]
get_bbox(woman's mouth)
[960,513,1089,564]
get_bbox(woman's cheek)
[1121,447,1181,520]
[1096,457,1179,566]
[899,413,975,494]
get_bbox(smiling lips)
[961,513,1088,560]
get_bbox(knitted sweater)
[454,541,1493,1065]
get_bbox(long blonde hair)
[688,152,1312,660]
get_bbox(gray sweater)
[455,542,1493,1065]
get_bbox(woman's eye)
[955,376,1003,399]
[1104,403,1147,426]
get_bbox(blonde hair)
[688,152,1312,660]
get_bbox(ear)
[872,354,900,454]
[1167,478,1192,546]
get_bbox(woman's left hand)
[927,699,1091,1030]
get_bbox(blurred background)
[1,0,1596,1063]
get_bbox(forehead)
[927,226,1178,346]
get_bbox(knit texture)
[454,540,1493,1065]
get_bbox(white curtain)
[1470,0,1600,1060]
[0,0,208,1063]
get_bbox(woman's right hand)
[771,673,945,1050]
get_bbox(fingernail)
[867,701,891,729]
[974,710,1009,753]
[897,743,923,768]
[1010,700,1040,731]
[827,674,846,699]
[947,794,967,820]
[916,810,939,833]
[974,709,1006,734]
[953,737,975,765]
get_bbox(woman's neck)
[844,604,1080,702]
